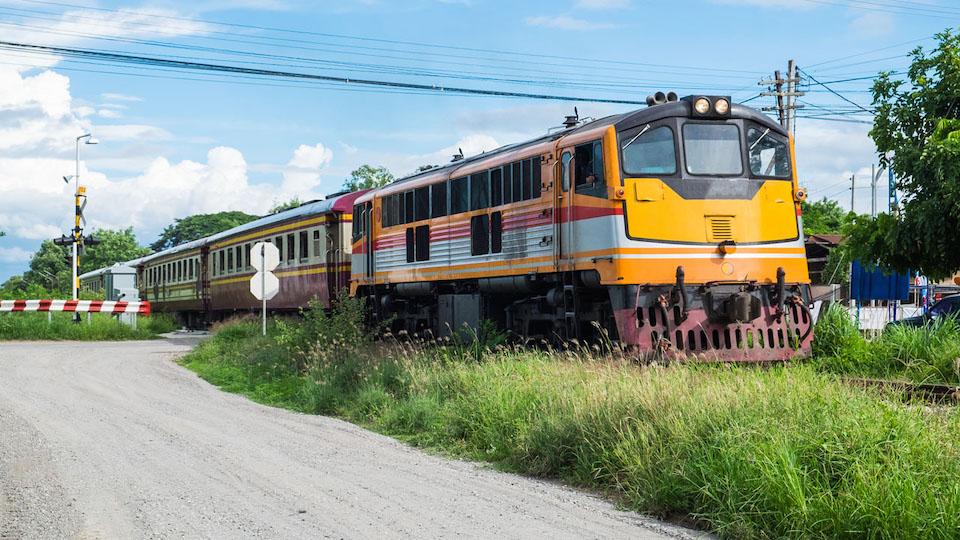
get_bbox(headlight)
[714,98,729,115]
[694,97,710,114]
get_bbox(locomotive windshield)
[620,125,676,176]
[746,127,791,177]
[682,123,742,175]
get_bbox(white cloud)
[850,12,896,40]
[100,93,142,102]
[0,247,32,264]
[525,15,618,31]
[0,66,341,282]
[794,119,882,212]
[400,134,501,172]
[97,109,123,119]
[0,8,210,72]
[281,143,335,194]
[575,0,631,9]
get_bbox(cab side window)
[573,140,605,198]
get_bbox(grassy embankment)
[181,300,960,539]
[0,312,177,340]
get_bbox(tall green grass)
[812,303,960,384]
[0,311,176,340]
[182,311,960,539]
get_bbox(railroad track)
[842,377,960,403]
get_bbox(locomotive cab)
[605,95,812,359]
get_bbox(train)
[82,94,813,360]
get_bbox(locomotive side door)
[363,201,374,285]
[554,149,575,271]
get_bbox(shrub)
[0,312,175,340]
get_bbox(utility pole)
[774,70,785,127]
[850,174,856,214]
[871,164,876,217]
[786,60,798,135]
[759,61,805,132]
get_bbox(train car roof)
[78,259,140,280]
[137,189,368,266]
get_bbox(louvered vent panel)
[707,216,734,242]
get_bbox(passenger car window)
[747,127,791,178]
[620,125,676,175]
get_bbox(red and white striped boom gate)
[0,300,151,315]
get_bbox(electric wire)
[0,40,657,104]
[13,0,762,76]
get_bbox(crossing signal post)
[62,133,98,317]
[53,181,100,322]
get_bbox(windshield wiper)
[749,128,771,151]
[621,124,651,151]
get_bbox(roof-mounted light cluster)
[687,95,732,118]
[646,91,678,106]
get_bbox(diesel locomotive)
[106,94,812,360]
[351,94,812,360]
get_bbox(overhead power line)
[799,68,874,114]
[0,40,652,105]
[14,0,760,76]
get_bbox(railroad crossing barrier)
[0,299,151,315]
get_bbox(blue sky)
[0,0,953,282]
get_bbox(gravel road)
[0,338,709,540]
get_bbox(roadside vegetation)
[811,303,960,385]
[0,312,177,341]
[181,298,960,539]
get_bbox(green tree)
[846,30,960,280]
[268,197,303,214]
[151,211,260,252]
[79,227,151,274]
[800,197,851,236]
[24,240,71,292]
[342,164,394,191]
[1,275,28,296]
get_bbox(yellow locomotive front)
[606,94,812,359]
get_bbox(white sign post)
[250,242,280,335]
